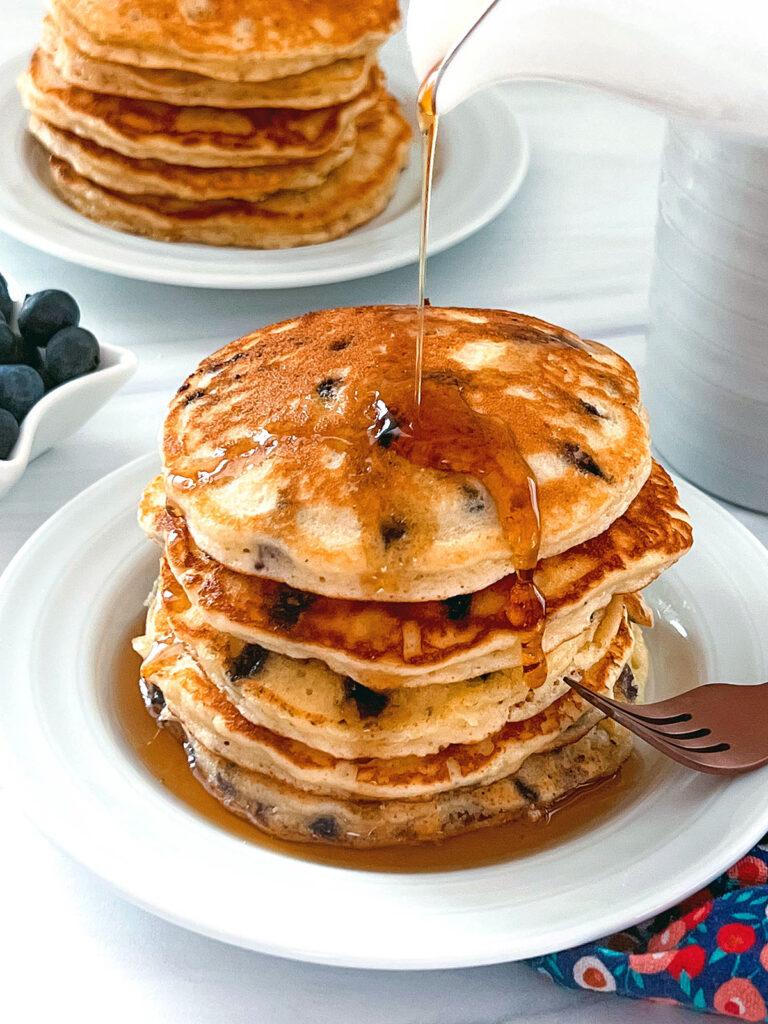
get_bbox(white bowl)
[0,283,138,499]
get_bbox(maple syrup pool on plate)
[112,613,645,874]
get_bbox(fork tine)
[566,680,672,739]
[565,677,768,775]
[622,708,693,725]
[615,682,768,727]
[601,702,723,746]
[639,723,714,743]
[578,694,723,767]
[563,678,692,729]
[564,678,624,719]
[608,702,693,726]
[618,705,691,723]
[580,699,741,772]
[607,709,708,742]
[630,716,768,773]
[612,683,768,756]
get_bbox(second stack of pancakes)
[19,0,410,247]
[135,306,693,847]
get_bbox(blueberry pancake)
[135,585,644,804]
[140,461,686,687]
[132,304,690,847]
[152,556,632,759]
[175,719,634,848]
[161,307,655,602]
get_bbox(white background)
[1,3,766,1022]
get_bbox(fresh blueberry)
[45,326,99,385]
[18,290,80,347]
[0,274,12,324]
[0,407,19,459]
[0,364,45,421]
[0,321,20,363]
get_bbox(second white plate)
[0,456,767,969]
[0,42,528,289]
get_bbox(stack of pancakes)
[19,1,410,247]
[134,306,693,847]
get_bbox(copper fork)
[566,677,768,775]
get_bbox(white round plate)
[0,43,528,289]
[1,457,767,970]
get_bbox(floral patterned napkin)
[530,837,768,1020]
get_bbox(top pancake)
[41,17,376,109]
[49,0,400,81]
[163,306,653,601]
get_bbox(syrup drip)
[414,0,506,407]
[139,639,185,676]
[371,379,546,682]
[169,431,276,491]
[138,585,191,674]
[415,63,440,410]
[414,0,547,679]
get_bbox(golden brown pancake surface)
[161,306,656,601]
[41,17,375,109]
[28,115,358,201]
[21,49,383,165]
[49,0,400,79]
[153,553,631,758]
[45,96,411,247]
[139,587,633,799]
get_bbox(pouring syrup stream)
[415,0,505,407]
[414,64,438,409]
[412,0,545,681]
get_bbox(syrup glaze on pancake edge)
[152,553,633,758]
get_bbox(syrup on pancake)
[166,313,584,684]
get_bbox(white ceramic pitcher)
[407,0,768,512]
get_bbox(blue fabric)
[529,837,768,1020]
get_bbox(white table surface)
[1,6,766,1024]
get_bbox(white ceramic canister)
[645,126,768,512]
